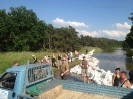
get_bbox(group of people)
[112,68,133,88]
[13,50,133,89]
[32,51,73,68]
[31,52,73,80]
[79,55,133,89]
[12,57,69,80]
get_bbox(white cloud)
[78,22,131,40]
[113,22,131,29]
[77,30,100,37]
[99,30,126,37]
[100,22,131,38]
[53,19,131,40]
[53,18,88,27]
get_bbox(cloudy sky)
[0,0,133,40]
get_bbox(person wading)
[80,56,89,83]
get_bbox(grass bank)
[0,47,102,74]
[79,46,102,54]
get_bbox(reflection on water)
[54,48,133,80]
[94,48,133,75]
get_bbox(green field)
[0,47,102,74]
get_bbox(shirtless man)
[119,71,131,88]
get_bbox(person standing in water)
[112,68,120,86]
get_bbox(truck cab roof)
[6,64,47,72]
[3,63,54,86]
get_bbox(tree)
[45,24,55,50]
[0,9,13,51]
[0,6,47,51]
[123,12,133,48]
[0,6,122,52]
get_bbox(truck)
[0,62,133,99]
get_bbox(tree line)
[0,6,122,52]
[122,12,133,49]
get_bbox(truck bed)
[56,89,118,99]
[26,80,133,99]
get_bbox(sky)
[0,0,133,41]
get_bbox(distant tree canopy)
[122,12,133,48]
[0,6,122,52]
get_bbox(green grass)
[0,47,102,74]
[79,46,103,54]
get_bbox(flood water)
[94,48,133,74]
[54,48,133,80]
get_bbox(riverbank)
[0,47,102,74]
[69,48,133,86]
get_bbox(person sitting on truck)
[60,57,69,80]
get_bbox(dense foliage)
[80,35,122,50]
[0,6,47,51]
[0,6,122,52]
[122,12,133,48]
